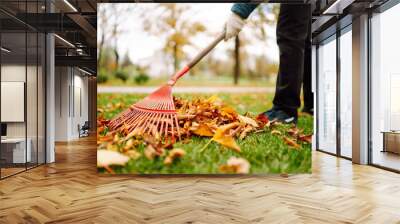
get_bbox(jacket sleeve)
[231,3,259,19]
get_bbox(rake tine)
[142,112,158,134]
[129,112,149,133]
[170,114,175,140]
[126,111,145,132]
[174,114,181,140]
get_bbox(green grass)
[98,93,313,174]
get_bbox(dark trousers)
[273,4,313,116]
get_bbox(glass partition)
[370,3,400,171]
[27,30,38,169]
[317,36,337,154]
[1,31,28,177]
[38,32,46,165]
[339,28,352,158]
[0,1,46,179]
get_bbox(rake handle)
[168,31,225,85]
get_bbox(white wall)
[54,67,89,141]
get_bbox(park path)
[98,86,274,94]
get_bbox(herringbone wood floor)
[0,136,399,224]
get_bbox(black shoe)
[264,108,297,124]
[301,107,314,116]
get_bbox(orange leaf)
[283,137,300,149]
[287,127,299,137]
[298,134,312,144]
[192,123,214,137]
[256,113,270,128]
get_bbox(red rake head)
[108,85,180,141]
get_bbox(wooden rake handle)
[168,31,225,86]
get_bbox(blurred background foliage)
[97,3,280,86]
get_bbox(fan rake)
[108,32,225,141]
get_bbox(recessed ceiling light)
[1,47,11,53]
[78,67,92,76]
[54,34,75,48]
[63,0,78,12]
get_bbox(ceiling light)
[78,67,92,76]
[1,47,11,53]
[63,0,78,12]
[323,0,354,15]
[54,34,75,48]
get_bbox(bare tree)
[141,4,206,72]
[97,4,108,69]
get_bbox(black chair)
[79,121,90,138]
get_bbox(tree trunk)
[173,42,178,73]
[114,48,119,69]
[98,33,105,69]
[234,36,240,85]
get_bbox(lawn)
[97,92,313,174]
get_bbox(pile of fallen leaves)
[97,95,311,174]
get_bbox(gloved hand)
[224,12,245,41]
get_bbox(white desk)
[1,138,31,163]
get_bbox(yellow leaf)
[206,95,221,103]
[212,122,241,152]
[271,130,282,135]
[220,106,237,118]
[192,123,214,137]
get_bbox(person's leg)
[302,19,313,114]
[272,4,311,118]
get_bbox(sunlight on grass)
[98,93,313,174]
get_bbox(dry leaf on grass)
[212,122,241,152]
[97,150,130,167]
[287,127,300,137]
[283,137,300,149]
[238,115,259,127]
[144,145,157,160]
[239,126,254,140]
[191,123,214,137]
[255,113,270,128]
[164,148,186,165]
[298,134,312,144]
[99,95,309,171]
[126,150,141,160]
[271,130,282,136]
[219,157,250,174]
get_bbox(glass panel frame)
[0,0,47,179]
[369,2,400,172]
[339,26,353,159]
[316,35,337,155]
